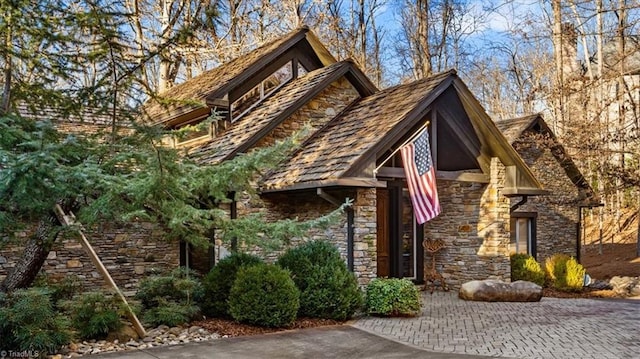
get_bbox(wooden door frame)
[378,181,424,283]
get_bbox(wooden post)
[53,204,146,338]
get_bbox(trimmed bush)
[135,267,203,326]
[563,257,586,291]
[365,278,421,317]
[545,254,586,292]
[201,252,263,318]
[229,264,300,327]
[544,253,571,283]
[277,240,363,320]
[66,292,123,340]
[510,253,545,286]
[0,288,71,354]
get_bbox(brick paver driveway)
[353,292,640,359]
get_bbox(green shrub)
[229,264,300,327]
[135,267,203,326]
[66,292,123,340]
[142,300,200,327]
[277,240,362,320]
[201,252,263,318]
[545,254,585,292]
[544,253,571,283]
[0,288,71,354]
[563,257,586,292]
[510,253,545,286]
[365,278,421,317]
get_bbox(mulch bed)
[191,317,343,337]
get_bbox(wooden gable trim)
[342,72,457,178]
[434,105,490,174]
[205,27,328,105]
[222,62,368,162]
[452,79,544,194]
[376,167,489,183]
[261,177,387,193]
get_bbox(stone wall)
[0,222,179,295]
[424,158,511,289]
[511,132,580,262]
[235,186,377,287]
[256,77,360,148]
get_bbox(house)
[144,26,549,288]
[3,27,585,292]
[495,114,599,263]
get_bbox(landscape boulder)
[459,279,542,302]
[609,276,640,297]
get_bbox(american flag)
[400,129,441,224]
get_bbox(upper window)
[230,61,294,122]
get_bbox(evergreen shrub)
[545,254,586,292]
[0,288,71,354]
[510,253,545,286]
[201,252,263,318]
[66,292,123,340]
[365,278,421,317]
[277,240,362,320]
[135,267,203,326]
[228,264,299,327]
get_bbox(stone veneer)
[510,132,580,262]
[256,77,360,148]
[0,222,179,295]
[424,158,512,289]
[240,188,377,286]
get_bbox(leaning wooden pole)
[53,204,146,338]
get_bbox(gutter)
[317,188,354,272]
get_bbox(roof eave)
[261,177,387,193]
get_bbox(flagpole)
[373,121,430,175]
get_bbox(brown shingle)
[142,27,311,125]
[189,61,355,165]
[262,71,454,190]
[494,115,540,144]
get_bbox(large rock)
[609,276,640,296]
[459,280,542,302]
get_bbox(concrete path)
[353,292,640,359]
[93,326,492,359]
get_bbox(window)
[230,61,294,121]
[510,213,537,258]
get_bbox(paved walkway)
[94,326,492,359]
[353,292,640,359]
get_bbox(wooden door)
[376,188,390,277]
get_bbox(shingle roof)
[142,27,315,125]
[261,71,455,190]
[496,114,599,205]
[494,114,540,143]
[189,61,358,165]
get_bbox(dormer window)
[230,61,295,121]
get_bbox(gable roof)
[189,60,376,165]
[495,114,600,206]
[142,26,336,126]
[262,71,546,195]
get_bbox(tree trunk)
[1,7,12,114]
[0,214,60,292]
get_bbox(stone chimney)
[561,23,580,78]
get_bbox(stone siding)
[237,187,377,287]
[424,158,511,289]
[511,132,580,262]
[256,77,360,148]
[0,223,179,295]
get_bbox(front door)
[376,182,424,282]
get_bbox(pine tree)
[0,1,345,292]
